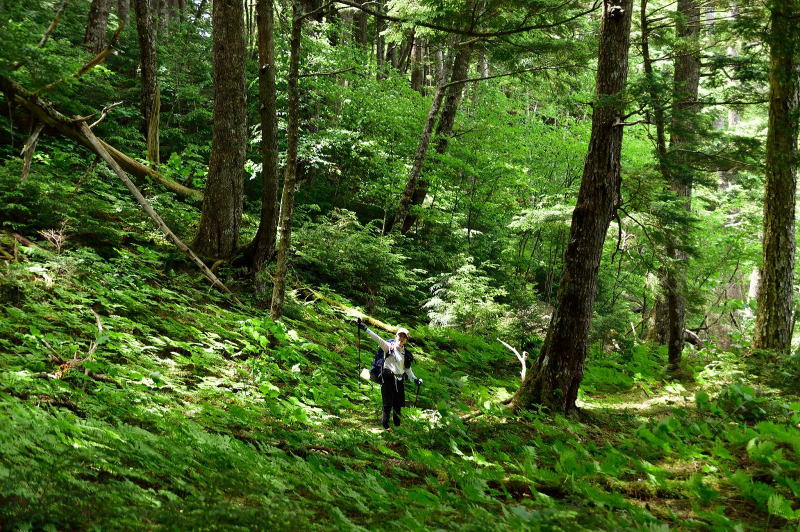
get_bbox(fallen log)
[296,286,399,333]
[79,121,240,305]
[0,74,202,200]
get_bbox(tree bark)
[511,0,633,414]
[353,0,368,45]
[753,0,800,352]
[193,0,247,259]
[134,0,160,165]
[117,0,130,26]
[270,1,303,320]
[85,0,111,54]
[375,0,385,80]
[251,0,280,293]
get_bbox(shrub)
[293,209,424,316]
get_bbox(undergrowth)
[1,240,799,530]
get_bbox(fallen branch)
[20,122,44,181]
[0,74,202,200]
[9,232,44,250]
[89,101,123,129]
[78,121,242,305]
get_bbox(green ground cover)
[2,238,799,530]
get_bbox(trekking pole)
[414,381,421,408]
[356,318,361,387]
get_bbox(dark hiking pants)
[380,372,405,429]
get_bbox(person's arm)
[404,365,418,382]
[363,326,390,352]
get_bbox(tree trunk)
[410,41,424,94]
[401,44,472,233]
[193,0,247,259]
[753,0,800,352]
[85,0,111,54]
[251,0,279,293]
[664,0,701,368]
[375,1,385,80]
[435,45,472,153]
[270,1,303,320]
[353,1,368,46]
[134,0,160,165]
[388,57,452,234]
[117,0,130,27]
[511,0,633,414]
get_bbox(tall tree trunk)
[410,41,424,94]
[252,0,279,293]
[511,0,633,414]
[85,0,111,53]
[270,0,303,320]
[353,1,368,46]
[134,0,160,165]
[401,44,472,234]
[753,0,800,352]
[193,0,247,259]
[662,0,701,368]
[375,1,385,80]
[388,57,452,234]
[117,0,130,27]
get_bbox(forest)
[1,0,799,529]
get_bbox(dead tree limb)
[78,121,242,305]
[497,339,528,381]
[88,101,123,129]
[0,74,202,200]
[20,123,44,181]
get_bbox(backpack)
[369,340,413,383]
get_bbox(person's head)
[395,328,409,346]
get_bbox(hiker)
[358,320,422,430]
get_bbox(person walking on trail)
[358,320,422,431]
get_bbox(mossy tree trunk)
[511,0,634,415]
[251,0,279,293]
[400,44,472,234]
[134,0,160,166]
[753,0,800,352]
[270,0,303,320]
[664,0,701,368]
[193,0,247,259]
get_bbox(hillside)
[2,215,799,529]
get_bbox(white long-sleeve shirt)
[365,327,417,381]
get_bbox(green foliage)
[294,209,424,316]
[424,256,509,336]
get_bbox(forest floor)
[1,236,800,530]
